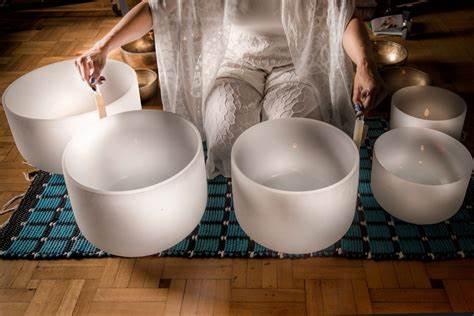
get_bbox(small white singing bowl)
[2,59,141,173]
[62,110,207,257]
[371,127,472,225]
[391,86,467,139]
[231,118,359,254]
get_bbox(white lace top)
[227,0,283,34]
[149,0,356,136]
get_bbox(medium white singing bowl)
[2,59,141,173]
[231,118,359,254]
[391,86,467,139]
[62,110,207,257]
[371,127,472,225]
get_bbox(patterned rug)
[0,118,473,260]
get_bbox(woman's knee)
[204,78,262,145]
[262,82,320,120]
[204,78,262,178]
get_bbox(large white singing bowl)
[371,127,472,225]
[231,118,359,254]
[2,59,141,173]
[62,110,207,257]
[391,86,466,139]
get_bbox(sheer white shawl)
[149,0,356,136]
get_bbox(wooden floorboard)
[0,5,473,315]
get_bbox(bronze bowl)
[372,40,408,67]
[380,66,431,95]
[121,31,157,70]
[136,68,158,102]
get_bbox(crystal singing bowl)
[2,59,141,173]
[380,66,431,95]
[371,127,472,225]
[372,40,408,67]
[391,86,467,139]
[62,110,207,257]
[231,118,359,254]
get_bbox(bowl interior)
[373,41,407,65]
[3,60,135,120]
[232,119,358,192]
[122,32,155,53]
[381,67,430,93]
[64,111,200,192]
[393,86,466,121]
[136,69,157,88]
[375,127,472,185]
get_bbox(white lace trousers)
[204,65,322,178]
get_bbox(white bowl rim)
[62,110,203,196]
[1,59,137,122]
[392,86,467,122]
[374,126,473,187]
[231,117,360,195]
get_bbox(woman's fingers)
[90,63,103,87]
[75,55,103,91]
[75,56,89,83]
[74,59,82,81]
[81,56,91,84]
[361,88,371,106]
[363,84,378,109]
[75,46,107,91]
[363,92,373,110]
[87,57,100,86]
[352,86,361,105]
[89,60,107,91]
[353,86,377,113]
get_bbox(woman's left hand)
[352,61,382,112]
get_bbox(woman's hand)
[343,18,386,113]
[75,45,108,89]
[73,0,153,89]
[352,60,381,112]
[73,1,153,90]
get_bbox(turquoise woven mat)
[1,118,473,260]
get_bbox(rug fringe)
[22,160,33,167]
[0,193,25,215]
[22,170,39,182]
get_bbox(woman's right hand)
[75,45,108,89]
[74,0,154,89]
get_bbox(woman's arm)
[76,0,153,87]
[342,17,382,112]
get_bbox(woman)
[76,0,382,178]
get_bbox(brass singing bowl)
[372,40,408,67]
[121,32,157,70]
[136,68,158,102]
[380,66,431,95]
